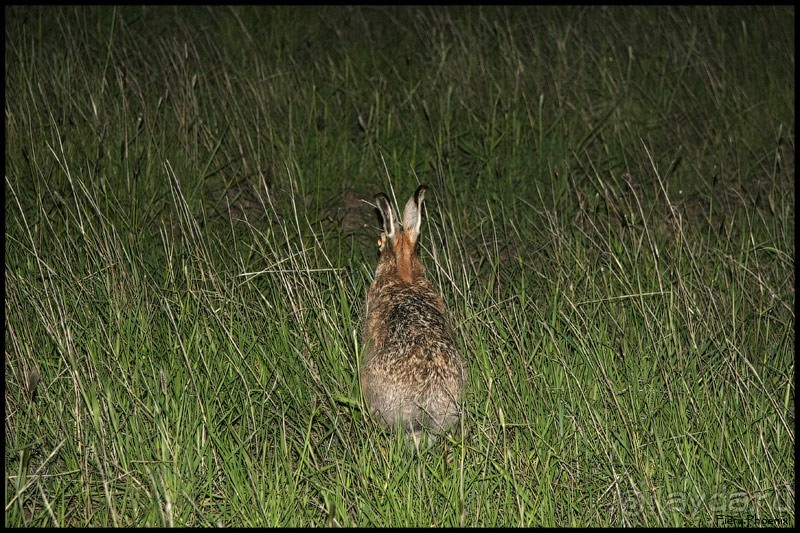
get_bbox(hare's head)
[374,184,428,284]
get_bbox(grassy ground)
[4,5,794,527]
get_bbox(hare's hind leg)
[406,428,437,450]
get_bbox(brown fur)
[360,185,467,443]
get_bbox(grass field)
[4,5,794,527]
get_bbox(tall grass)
[5,5,794,526]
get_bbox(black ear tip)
[414,184,428,200]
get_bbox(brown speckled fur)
[360,185,467,444]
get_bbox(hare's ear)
[402,184,427,242]
[375,193,397,241]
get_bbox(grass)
[4,5,794,527]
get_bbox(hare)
[360,184,467,446]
